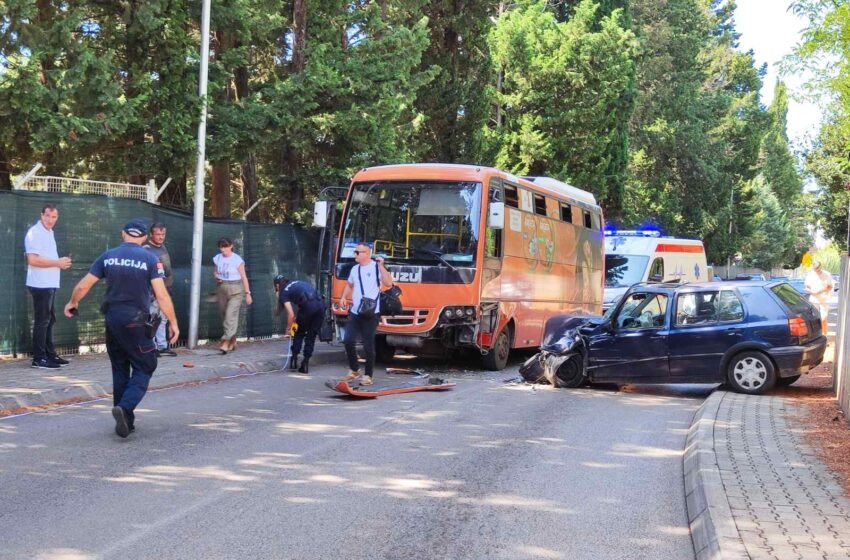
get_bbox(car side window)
[617,293,669,330]
[716,290,744,322]
[675,291,719,326]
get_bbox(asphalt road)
[0,359,713,560]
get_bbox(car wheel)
[552,353,584,388]
[375,336,395,364]
[727,351,776,395]
[482,329,510,371]
[776,375,801,387]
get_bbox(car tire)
[552,353,584,388]
[727,351,776,395]
[375,336,395,364]
[482,329,510,371]
[776,374,801,387]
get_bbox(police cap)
[273,275,289,287]
[123,219,148,238]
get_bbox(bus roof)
[352,164,599,209]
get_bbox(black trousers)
[292,300,324,359]
[343,313,379,377]
[29,287,57,361]
[106,307,158,428]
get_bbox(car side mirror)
[600,319,614,334]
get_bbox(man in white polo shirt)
[24,203,73,369]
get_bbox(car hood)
[540,314,602,354]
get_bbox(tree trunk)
[234,62,260,221]
[282,0,307,220]
[210,162,231,217]
[0,146,12,190]
[292,0,307,72]
[241,155,260,221]
[209,29,234,217]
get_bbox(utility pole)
[188,0,212,348]
[727,184,734,279]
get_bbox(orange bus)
[327,164,604,370]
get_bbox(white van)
[604,230,708,311]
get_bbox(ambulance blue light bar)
[603,228,662,238]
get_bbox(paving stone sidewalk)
[0,338,346,413]
[688,390,850,560]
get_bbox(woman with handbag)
[339,243,393,385]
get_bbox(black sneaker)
[31,359,60,370]
[48,356,70,366]
[157,349,177,357]
[112,406,130,438]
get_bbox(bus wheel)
[482,329,510,371]
[375,336,396,364]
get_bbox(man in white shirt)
[24,204,73,369]
[339,243,393,385]
[805,260,834,335]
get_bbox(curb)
[684,391,748,560]
[0,349,347,414]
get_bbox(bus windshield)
[339,181,482,265]
[605,254,649,287]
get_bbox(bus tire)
[375,336,396,364]
[482,329,510,371]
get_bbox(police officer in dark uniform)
[274,275,323,374]
[64,219,179,438]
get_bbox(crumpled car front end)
[519,314,601,388]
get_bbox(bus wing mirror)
[313,201,329,228]
[488,202,505,230]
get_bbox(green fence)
[0,190,320,355]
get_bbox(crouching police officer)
[274,275,323,374]
[64,219,179,438]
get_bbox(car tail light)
[789,316,808,338]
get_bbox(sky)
[733,0,821,149]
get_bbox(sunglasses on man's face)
[353,250,368,255]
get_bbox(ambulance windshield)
[605,254,649,287]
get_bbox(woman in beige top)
[213,237,253,353]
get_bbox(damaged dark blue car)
[520,281,827,395]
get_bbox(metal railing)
[15,175,156,203]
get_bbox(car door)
[668,289,746,381]
[587,291,671,380]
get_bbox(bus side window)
[583,210,592,229]
[505,185,519,208]
[533,194,547,216]
[560,203,572,223]
[487,186,503,258]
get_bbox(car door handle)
[726,328,743,335]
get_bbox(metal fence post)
[12,163,43,189]
[837,254,850,417]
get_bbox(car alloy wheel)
[728,351,776,395]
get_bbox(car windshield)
[339,181,481,265]
[605,254,649,287]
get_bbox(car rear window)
[771,283,810,314]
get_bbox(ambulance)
[604,230,708,311]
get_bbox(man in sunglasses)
[339,243,393,385]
